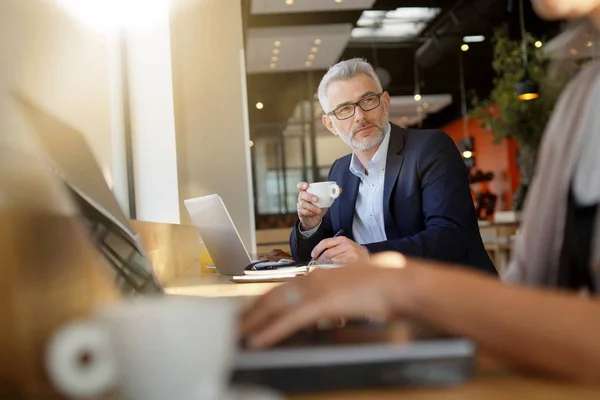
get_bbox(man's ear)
[322,114,337,136]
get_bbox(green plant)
[471,25,570,210]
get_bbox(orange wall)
[441,117,519,211]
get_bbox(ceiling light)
[308,54,315,60]
[587,41,594,48]
[386,7,440,20]
[310,47,318,53]
[462,150,473,159]
[305,61,312,67]
[271,56,278,62]
[354,8,440,40]
[422,103,430,110]
[518,92,539,101]
[273,48,280,55]
[285,0,293,5]
[269,63,276,69]
[413,94,421,102]
[463,35,485,43]
[534,41,543,48]
[274,41,281,47]
[255,102,263,110]
[352,24,425,38]
[314,38,321,45]
[461,44,469,52]
[334,0,343,3]
[515,0,539,102]
[515,76,540,101]
[570,48,578,55]
[249,140,254,147]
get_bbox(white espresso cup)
[45,297,237,400]
[306,181,341,208]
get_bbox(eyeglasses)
[326,92,384,120]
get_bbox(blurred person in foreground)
[242,0,600,383]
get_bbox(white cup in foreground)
[46,297,236,400]
[306,181,341,208]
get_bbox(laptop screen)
[17,95,163,296]
[67,185,163,296]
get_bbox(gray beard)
[337,120,388,151]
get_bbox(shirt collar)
[349,123,391,179]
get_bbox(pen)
[308,229,345,265]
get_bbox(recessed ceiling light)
[334,0,343,3]
[285,0,294,5]
[310,47,318,53]
[353,8,440,40]
[461,44,469,52]
[269,63,277,69]
[463,35,485,43]
[274,41,281,47]
[271,56,278,62]
[534,41,543,48]
[413,94,422,102]
[570,48,578,55]
[314,38,322,45]
[249,140,255,147]
[308,54,315,60]
[587,41,594,48]
[305,61,312,67]
[273,48,280,55]
[422,103,430,109]
[255,102,263,110]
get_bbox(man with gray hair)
[290,58,496,274]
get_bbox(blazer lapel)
[383,125,407,237]
[338,167,359,240]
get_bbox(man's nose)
[353,105,366,122]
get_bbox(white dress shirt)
[349,124,390,244]
[301,123,391,245]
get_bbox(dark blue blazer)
[289,124,497,275]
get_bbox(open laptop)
[233,320,475,393]
[18,97,475,393]
[17,95,163,296]
[183,195,303,279]
[183,194,254,276]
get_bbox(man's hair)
[317,58,383,112]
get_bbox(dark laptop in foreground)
[21,97,476,394]
[234,321,474,393]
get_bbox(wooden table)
[165,274,600,399]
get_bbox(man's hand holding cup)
[296,181,341,231]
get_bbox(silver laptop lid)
[184,194,252,276]
[18,95,163,295]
